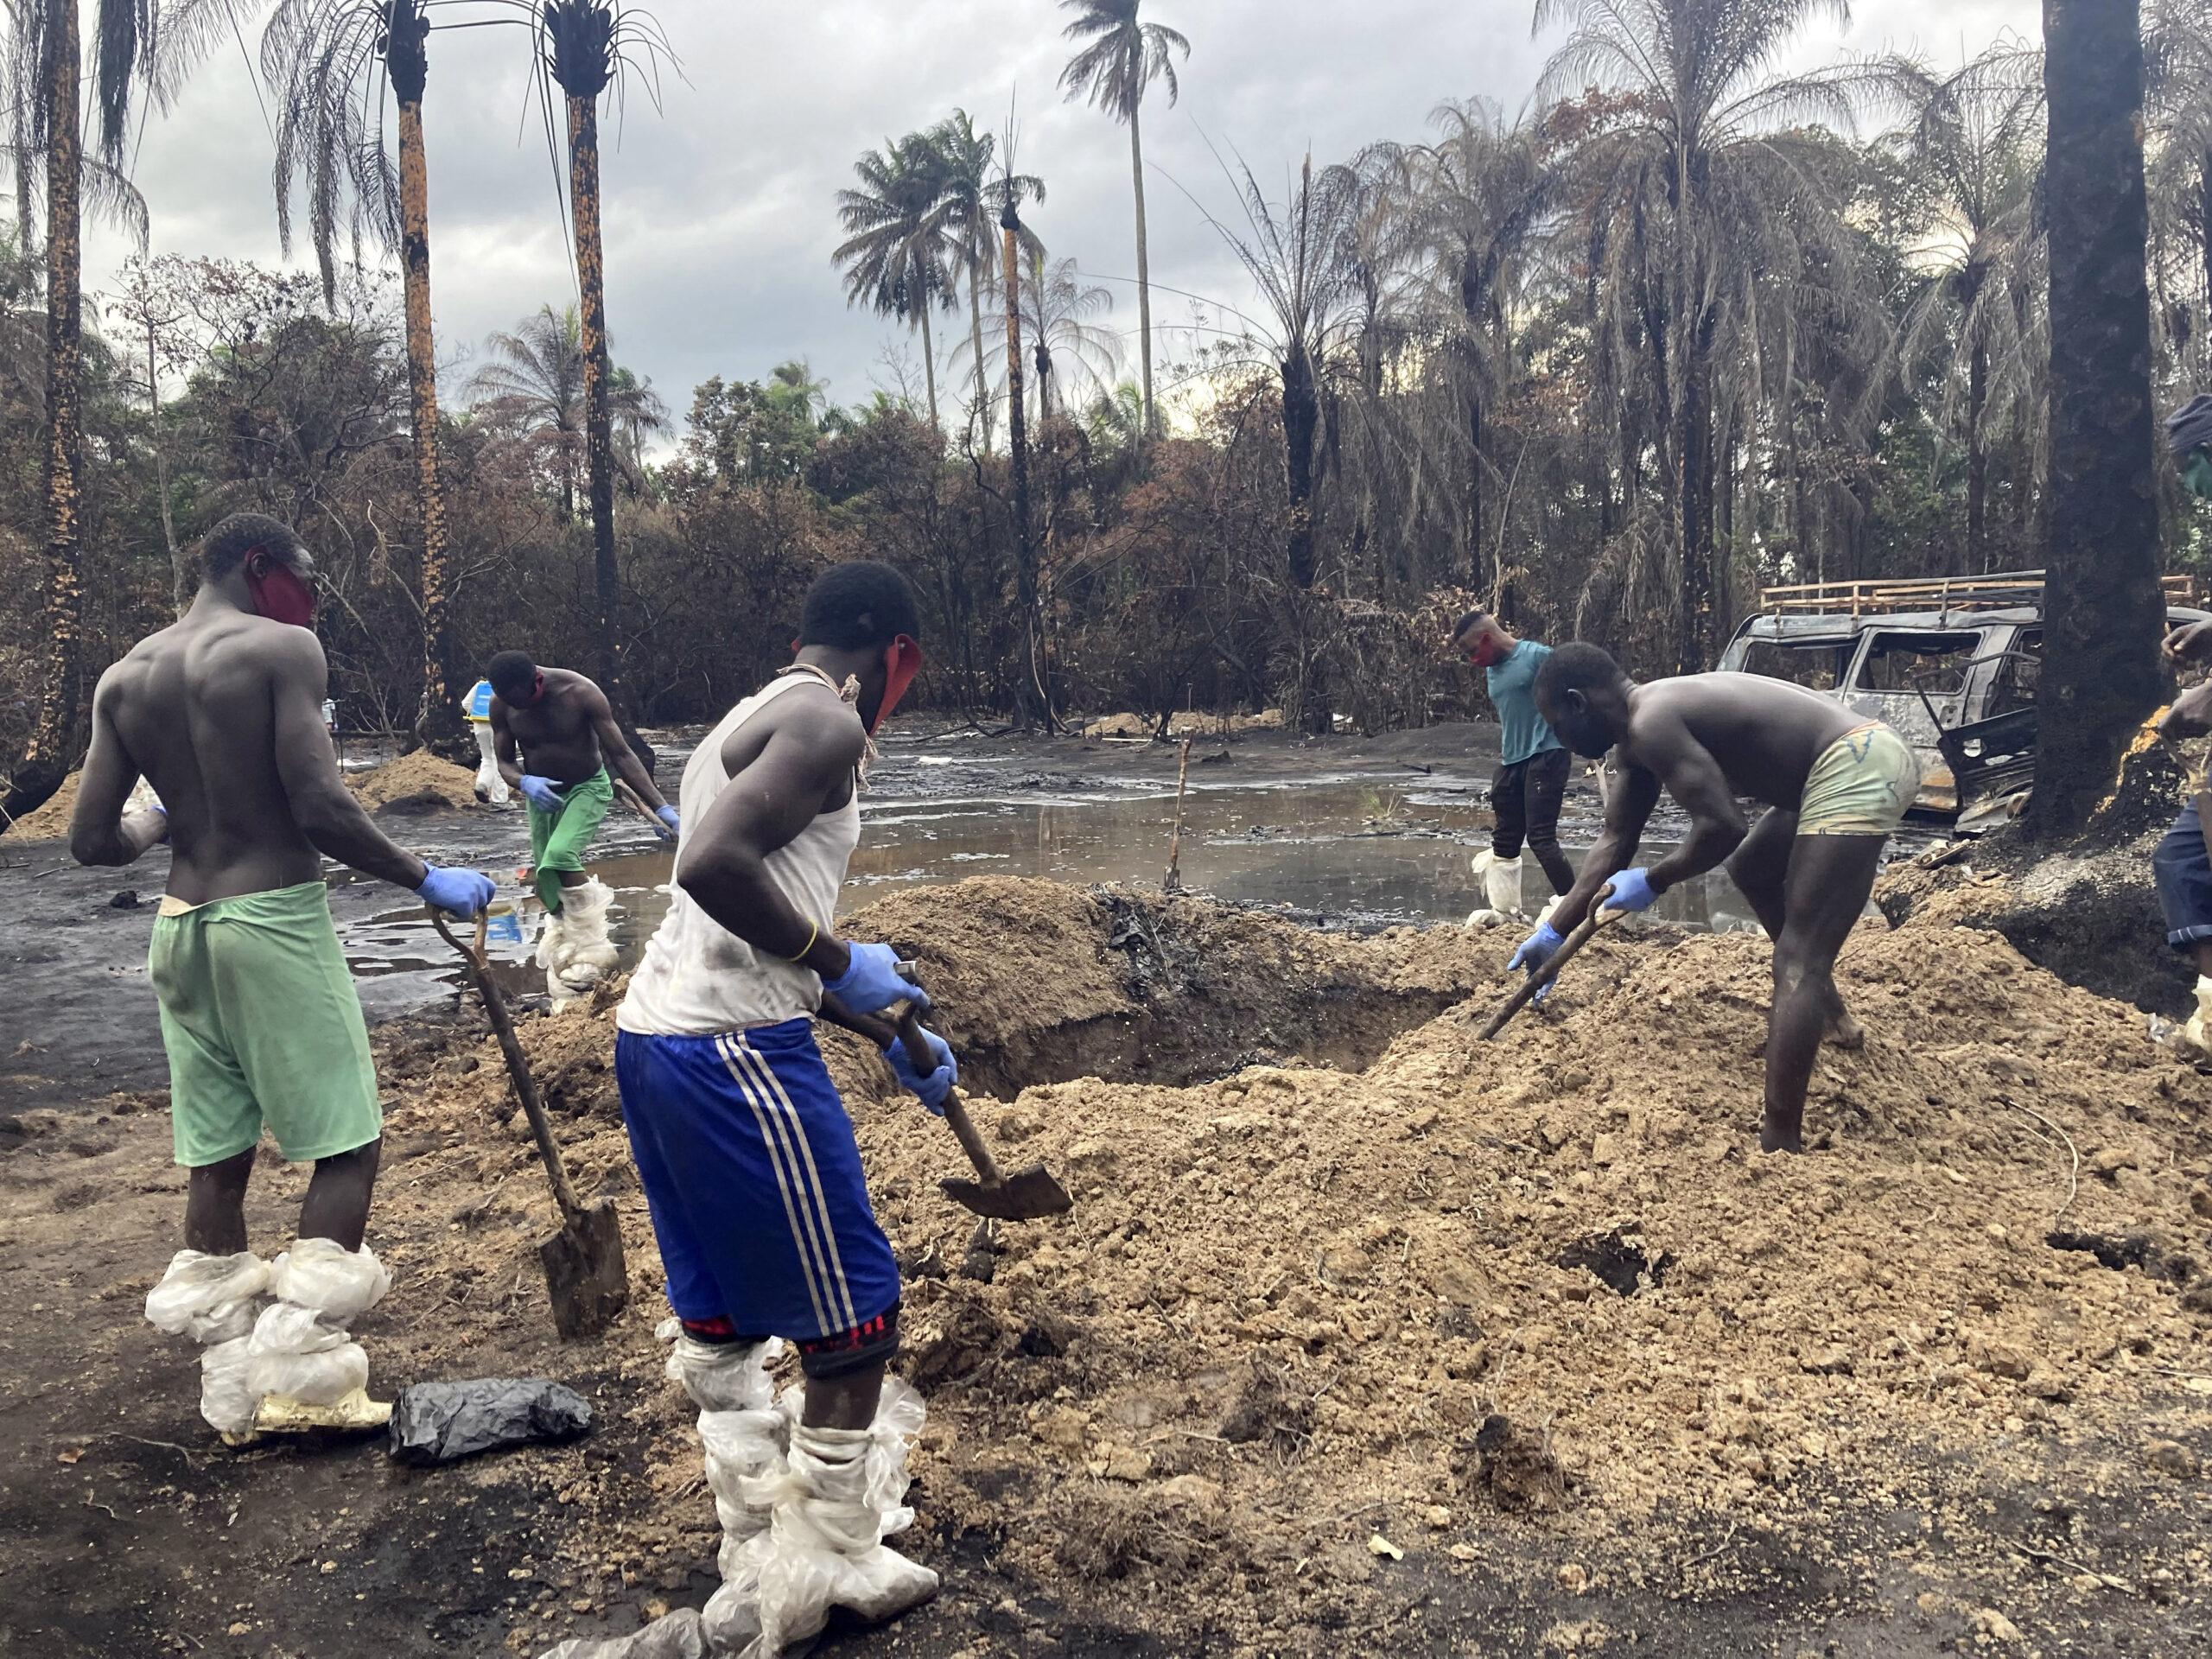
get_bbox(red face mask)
[1465,632,1504,671]
[871,636,922,734]
[246,553,316,629]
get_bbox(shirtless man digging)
[485,650,677,1005]
[70,512,495,1431]
[1516,644,1920,1154]
[613,562,950,1652]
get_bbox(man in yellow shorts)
[1517,644,1919,1154]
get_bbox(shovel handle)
[894,1002,1004,1187]
[1478,902,1623,1042]
[429,906,587,1220]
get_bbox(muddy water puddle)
[335,775,1769,1018]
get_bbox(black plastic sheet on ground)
[388,1377,593,1465]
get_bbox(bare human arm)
[68,668,170,868]
[2165,620,2212,669]
[587,685,667,810]
[266,629,430,890]
[676,692,866,982]
[1545,760,1662,934]
[492,700,524,790]
[2160,678,2212,741]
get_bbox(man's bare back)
[1615,673,1866,812]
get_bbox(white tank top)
[617,674,862,1037]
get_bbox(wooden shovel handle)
[429,906,586,1219]
[894,1002,1003,1187]
[1478,902,1624,1042]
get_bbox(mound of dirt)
[0,770,80,840]
[334,875,2212,1653]
[348,749,480,814]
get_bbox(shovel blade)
[939,1164,1075,1221]
[539,1199,630,1338]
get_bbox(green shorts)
[528,767,614,912]
[1799,722,1920,836]
[148,881,382,1167]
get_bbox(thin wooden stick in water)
[1166,737,1193,892]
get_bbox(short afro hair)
[1449,608,1494,644]
[798,561,920,651]
[1534,640,1626,704]
[485,651,538,699]
[200,514,306,583]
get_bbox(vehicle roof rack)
[1758,570,2197,617]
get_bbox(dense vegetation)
[3,0,2210,792]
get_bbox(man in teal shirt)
[1452,610,1575,899]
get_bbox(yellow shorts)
[1798,722,1919,836]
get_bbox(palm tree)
[1535,0,1868,671]
[1885,45,2044,573]
[264,0,467,749]
[1408,99,1548,588]
[2,0,239,822]
[998,169,1053,728]
[467,302,669,517]
[524,0,671,721]
[1022,255,1120,422]
[929,110,998,447]
[834,130,957,429]
[2032,0,2164,836]
[1059,0,1189,439]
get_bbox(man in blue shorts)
[615,562,946,1642]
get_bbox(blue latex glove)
[1508,922,1566,976]
[416,865,497,919]
[823,941,926,1014]
[885,1023,957,1114]
[518,774,567,813]
[1599,868,1660,915]
[653,804,680,841]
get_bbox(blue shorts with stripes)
[615,1018,900,1344]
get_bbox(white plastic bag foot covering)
[542,879,618,1007]
[1465,850,1525,929]
[245,1301,370,1406]
[702,1378,937,1657]
[269,1237,391,1322]
[658,1316,781,1414]
[2183,976,2212,1056]
[536,1609,709,1659]
[146,1249,270,1344]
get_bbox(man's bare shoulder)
[740,683,868,762]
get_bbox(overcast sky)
[92,0,2039,429]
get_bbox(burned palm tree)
[264,0,466,750]
[504,0,673,723]
[996,162,1053,729]
[1,0,238,823]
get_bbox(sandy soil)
[347,752,485,815]
[3,875,2209,1656]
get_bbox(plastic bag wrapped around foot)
[147,1249,270,1344]
[268,1237,391,1322]
[1465,850,1524,928]
[200,1337,259,1436]
[657,1316,780,1414]
[245,1301,370,1406]
[701,1407,791,1575]
[707,1395,938,1657]
[535,1608,709,1659]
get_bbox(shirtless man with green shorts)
[486,652,676,1005]
[1517,644,1919,1154]
[71,515,493,1425]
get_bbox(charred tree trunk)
[2033,0,2164,838]
[4,0,84,825]
[1676,314,1718,674]
[1001,200,1048,730]
[391,9,459,757]
[1282,340,1329,734]
[566,92,622,712]
[1130,99,1155,437]
[1967,340,1989,574]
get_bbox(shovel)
[892,1001,1073,1221]
[1477,896,1625,1042]
[429,906,631,1338]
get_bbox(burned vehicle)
[1717,572,2207,823]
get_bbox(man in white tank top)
[614,563,951,1645]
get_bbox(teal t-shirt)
[1486,640,1564,766]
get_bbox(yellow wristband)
[784,921,820,963]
